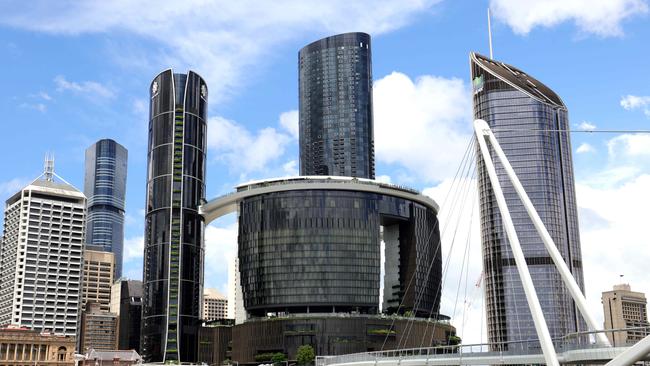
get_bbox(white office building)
[0,158,85,336]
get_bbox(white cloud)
[204,221,239,291]
[207,115,292,175]
[279,110,299,140]
[0,1,442,103]
[282,160,299,176]
[373,72,472,183]
[607,134,650,157]
[621,95,650,117]
[123,235,144,262]
[19,103,47,113]
[375,175,392,184]
[576,174,650,325]
[54,75,115,99]
[578,121,596,131]
[0,178,28,198]
[576,142,595,154]
[38,92,52,101]
[490,0,648,37]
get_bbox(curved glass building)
[299,32,375,179]
[84,138,128,278]
[142,70,207,363]
[201,176,442,318]
[470,52,585,350]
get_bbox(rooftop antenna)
[44,153,54,182]
[487,7,494,59]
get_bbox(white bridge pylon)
[473,119,611,366]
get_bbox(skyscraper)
[142,70,207,363]
[0,158,84,336]
[470,52,585,349]
[81,248,115,312]
[84,139,128,278]
[299,32,375,178]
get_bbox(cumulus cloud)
[620,95,650,117]
[489,0,648,37]
[123,235,144,262]
[576,174,650,324]
[577,121,597,131]
[279,110,299,140]
[576,142,595,154]
[54,75,115,99]
[607,134,650,158]
[19,102,47,113]
[0,0,442,102]
[207,115,292,176]
[0,178,29,197]
[204,221,239,291]
[374,72,472,184]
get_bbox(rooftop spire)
[488,7,494,59]
[44,153,54,182]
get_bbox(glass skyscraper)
[142,70,207,363]
[84,139,128,278]
[470,52,585,350]
[299,32,375,179]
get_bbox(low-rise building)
[80,348,141,366]
[0,326,75,365]
[79,303,118,352]
[602,283,650,346]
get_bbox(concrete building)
[82,249,115,312]
[202,288,227,321]
[110,279,142,351]
[0,158,84,336]
[602,284,650,346]
[84,139,128,278]
[227,257,245,324]
[0,325,75,365]
[471,52,585,351]
[79,303,118,352]
[198,320,233,366]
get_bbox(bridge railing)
[316,327,650,366]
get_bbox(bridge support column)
[606,333,650,366]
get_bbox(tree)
[296,345,315,366]
[271,352,287,365]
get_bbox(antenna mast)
[44,153,54,182]
[487,8,494,59]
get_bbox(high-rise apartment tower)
[84,139,127,278]
[142,70,207,363]
[0,159,85,336]
[470,52,585,350]
[602,284,650,346]
[299,32,374,178]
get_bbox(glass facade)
[142,70,207,363]
[84,139,128,278]
[238,188,441,318]
[470,52,585,350]
[299,32,375,179]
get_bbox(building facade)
[299,32,375,179]
[0,326,75,366]
[197,320,233,366]
[111,279,142,351]
[227,257,245,324]
[81,349,142,366]
[602,284,650,346]
[82,249,114,312]
[470,52,585,349]
[84,139,128,278]
[142,70,208,363]
[203,288,228,321]
[0,162,84,336]
[79,303,118,352]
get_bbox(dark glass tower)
[84,139,128,278]
[142,70,207,363]
[470,52,585,350]
[299,32,375,179]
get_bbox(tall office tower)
[227,257,245,324]
[602,284,650,346]
[84,139,127,278]
[111,279,142,351]
[202,288,228,321]
[470,52,585,349]
[142,70,207,363]
[81,248,115,312]
[299,32,375,179]
[79,302,119,352]
[0,158,85,336]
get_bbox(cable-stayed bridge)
[317,120,650,366]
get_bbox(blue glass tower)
[84,138,128,278]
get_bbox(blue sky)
[1,0,649,342]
